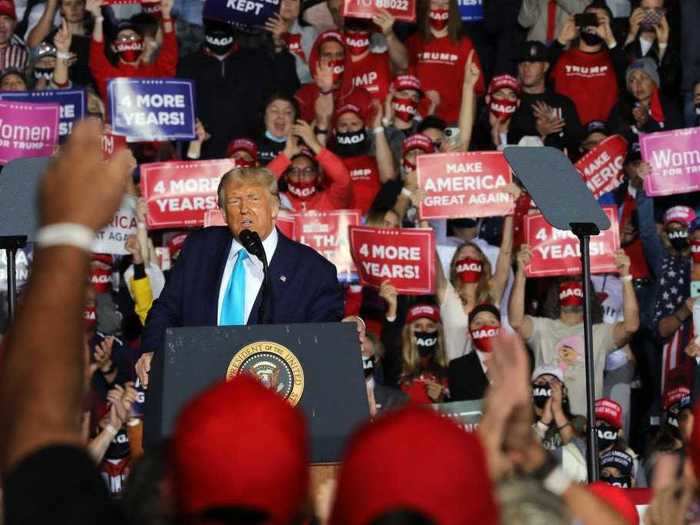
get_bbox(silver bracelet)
[36,223,95,252]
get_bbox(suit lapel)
[206,231,233,326]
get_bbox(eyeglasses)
[288,167,316,176]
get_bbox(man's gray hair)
[217,167,279,208]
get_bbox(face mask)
[559,283,584,308]
[596,424,618,450]
[428,7,449,31]
[362,354,375,378]
[335,130,368,157]
[205,31,235,55]
[414,330,438,357]
[666,410,679,429]
[580,29,603,46]
[455,257,482,283]
[691,240,700,263]
[601,474,631,489]
[33,67,53,80]
[532,384,552,408]
[488,96,518,121]
[115,38,143,62]
[329,59,345,85]
[667,228,689,252]
[83,306,96,331]
[392,97,418,122]
[470,325,499,353]
[344,30,370,56]
[265,130,288,144]
[287,178,317,199]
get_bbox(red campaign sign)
[140,159,234,229]
[342,0,416,22]
[203,208,298,239]
[417,151,514,220]
[524,206,620,277]
[101,133,127,159]
[203,208,226,227]
[293,210,360,283]
[276,214,297,239]
[574,135,628,199]
[349,226,435,295]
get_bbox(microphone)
[239,229,271,324]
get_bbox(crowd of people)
[1,0,700,522]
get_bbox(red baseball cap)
[663,205,696,226]
[0,0,16,20]
[402,133,434,155]
[334,103,366,126]
[487,74,520,97]
[331,406,499,525]
[391,74,423,96]
[406,304,441,325]
[226,138,258,160]
[587,482,639,525]
[595,398,623,429]
[171,375,309,521]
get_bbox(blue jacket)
[141,227,344,353]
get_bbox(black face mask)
[105,428,130,459]
[362,354,375,379]
[596,424,618,451]
[667,229,689,252]
[334,130,369,157]
[532,384,552,409]
[415,331,438,357]
[33,67,53,80]
[205,30,235,55]
[601,474,631,489]
[580,29,603,46]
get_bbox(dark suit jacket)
[448,352,489,402]
[141,227,344,353]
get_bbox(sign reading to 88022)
[342,0,415,22]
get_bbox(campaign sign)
[432,399,483,432]
[108,78,196,142]
[203,208,227,227]
[93,199,138,255]
[575,135,628,199]
[349,226,435,295]
[641,127,700,197]
[417,151,514,220]
[342,0,416,23]
[0,89,85,140]
[295,210,360,284]
[0,101,59,165]
[524,206,620,277]
[203,208,298,239]
[0,246,32,292]
[140,159,235,229]
[458,0,483,21]
[101,133,128,159]
[203,0,280,30]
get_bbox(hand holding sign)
[372,9,396,35]
[641,127,700,196]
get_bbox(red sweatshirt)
[406,34,485,124]
[550,48,618,125]
[341,154,381,215]
[90,29,179,101]
[350,51,392,103]
[267,148,352,212]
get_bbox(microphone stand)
[240,230,271,324]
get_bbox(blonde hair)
[449,240,493,304]
[217,167,279,208]
[400,321,448,379]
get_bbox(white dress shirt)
[217,229,279,325]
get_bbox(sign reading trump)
[108,78,196,142]
[0,101,59,164]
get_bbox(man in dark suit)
[136,166,344,386]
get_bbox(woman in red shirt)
[399,303,449,404]
[406,0,485,124]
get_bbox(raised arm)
[489,213,514,305]
[457,50,479,152]
[27,0,59,48]
[371,103,397,182]
[86,0,103,42]
[0,120,132,473]
[51,20,72,88]
[372,10,408,71]
[612,250,640,348]
[509,244,534,340]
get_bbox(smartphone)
[641,8,664,30]
[691,281,700,298]
[574,12,598,28]
[444,127,460,146]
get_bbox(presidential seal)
[226,341,304,406]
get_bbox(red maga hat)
[226,138,258,160]
[402,133,434,155]
[331,406,499,525]
[171,375,309,522]
[587,482,639,525]
[406,303,441,324]
[595,397,623,429]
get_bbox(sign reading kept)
[417,151,514,219]
[0,89,85,140]
[140,159,234,229]
[457,0,483,21]
[203,0,280,30]
[342,0,416,23]
[0,101,59,165]
[349,226,435,294]
[108,78,196,142]
[641,127,700,197]
[524,206,620,277]
[575,135,628,199]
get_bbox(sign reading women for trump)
[108,78,196,142]
[641,127,700,196]
[204,0,280,30]
[342,0,416,23]
[0,89,85,139]
[575,135,628,199]
[417,151,514,219]
[524,206,620,277]
[141,159,235,229]
[349,226,435,294]
[0,101,59,164]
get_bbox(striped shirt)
[0,36,29,72]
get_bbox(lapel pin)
[280,275,287,282]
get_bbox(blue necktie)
[220,249,249,325]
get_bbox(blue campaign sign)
[458,0,483,21]
[0,88,85,139]
[108,78,196,142]
[203,0,280,31]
